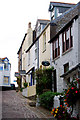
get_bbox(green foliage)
[34,67,54,95]
[39,91,61,110]
[16,76,21,88]
[23,82,28,88]
[20,87,24,92]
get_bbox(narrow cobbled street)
[2,90,54,119]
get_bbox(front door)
[53,70,57,92]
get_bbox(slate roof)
[49,2,80,43]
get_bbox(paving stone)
[2,90,55,119]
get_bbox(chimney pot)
[28,22,31,28]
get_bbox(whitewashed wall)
[51,18,79,92]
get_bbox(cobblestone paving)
[2,90,38,118]
[2,90,54,119]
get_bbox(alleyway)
[2,90,54,119]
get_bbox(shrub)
[20,87,24,92]
[34,67,54,95]
[24,82,28,88]
[39,91,61,110]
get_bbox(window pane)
[58,46,60,56]
[66,28,70,40]
[28,51,30,65]
[55,40,58,48]
[4,63,8,70]
[35,49,37,59]
[0,66,3,71]
[64,63,69,73]
[4,77,9,84]
[70,36,73,47]
[63,42,65,52]
[66,39,69,50]
[55,48,58,58]
[53,37,59,59]
[43,32,46,51]
[53,50,54,59]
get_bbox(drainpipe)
[37,39,39,69]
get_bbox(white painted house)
[0,57,11,87]
[49,2,80,117]
[49,2,80,93]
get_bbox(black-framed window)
[64,63,69,73]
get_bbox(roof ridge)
[50,1,76,5]
[37,19,50,21]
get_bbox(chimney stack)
[28,22,31,28]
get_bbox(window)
[53,37,60,59]
[35,49,37,59]
[4,76,9,85]
[28,51,30,66]
[0,66,3,71]
[35,42,37,59]
[67,77,70,83]
[23,57,25,70]
[62,26,73,53]
[4,62,8,70]
[43,32,46,52]
[64,63,69,73]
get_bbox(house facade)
[17,33,27,88]
[25,20,50,97]
[0,57,11,87]
[49,2,80,117]
[17,2,79,97]
[49,2,80,93]
[38,23,51,69]
[17,19,50,96]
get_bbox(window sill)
[62,47,73,56]
[42,49,46,53]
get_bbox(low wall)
[22,85,36,97]
[27,85,36,97]
[22,88,27,97]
